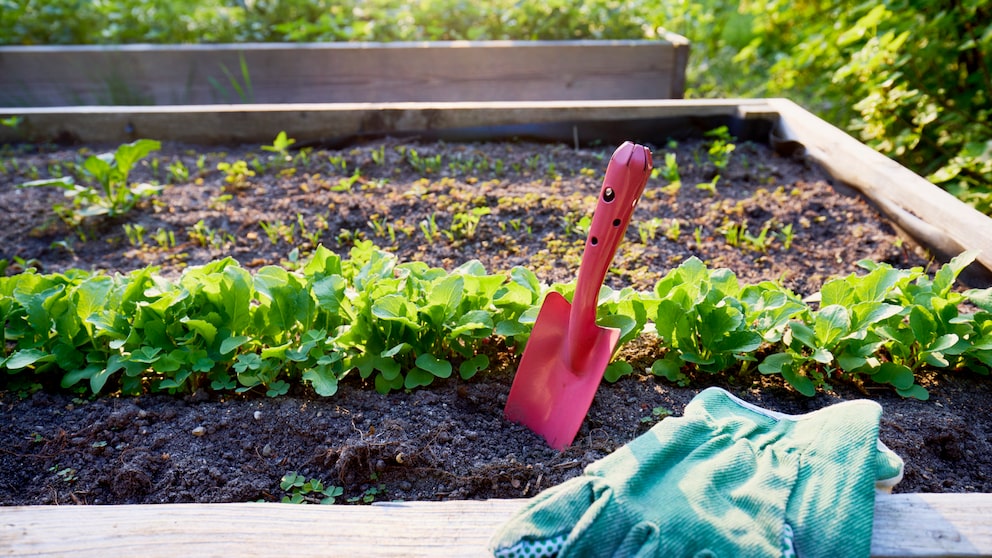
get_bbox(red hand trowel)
[504,141,653,450]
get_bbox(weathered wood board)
[1,494,990,557]
[0,38,688,107]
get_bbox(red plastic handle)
[569,141,653,341]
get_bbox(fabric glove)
[489,386,903,558]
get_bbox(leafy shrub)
[659,1,992,214]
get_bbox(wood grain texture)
[0,38,689,107]
[1,494,989,557]
[0,98,764,144]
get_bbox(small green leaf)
[896,384,929,400]
[871,362,916,390]
[266,380,290,397]
[650,353,687,384]
[780,365,816,397]
[604,360,633,382]
[458,354,489,380]
[415,353,452,378]
[182,317,218,345]
[814,304,850,347]
[758,352,793,375]
[302,366,339,397]
[494,319,529,337]
[404,367,435,389]
[5,349,52,370]
[220,335,250,355]
[375,372,404,394]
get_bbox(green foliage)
[279,471,344,504]
[0,0,648,45]
[653,1,992,214]
[17,139,162,228]
[0,242,525,397]
[603,252,991,400]
[1,242,989,400]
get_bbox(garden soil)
[1,136,989,506]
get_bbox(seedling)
[657,152,682,195]
[560,212,591,238]
[167,160,189,183]
[123,223,147,247]
[279,472,344,504]
[419,213,442,241]
[153,228,176,249]
[347,474,386,504]
[705,126,737,170]
[695,175,720,196]
[216,160,255,190]
[779,223,795,250]
[189,220,234,249]
[637,217,664,243]
[261,131,296,165]
[49,464,78,483]
[208,193,233,210]
[328,154,348,171]
[332,169,362,191]
[370,145,387,166]
[18,139,163,227]
[640,405,672,424]
[450,207,491,240]
[259,221,282,245]
[405,148,443,175]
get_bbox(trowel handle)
[570,141,653,330]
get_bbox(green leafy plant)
[261,131,296,167]
[650,257,771,380]
[1,240,988,401]
[279,471,344,504]
[450,207,491,241]
[656,152,682,195]
[216,160,255,190]
[346,476,387,504]
[18,139,162,227]
[704,126,736,170]
[640,405,672,425]
[404,148,443,175]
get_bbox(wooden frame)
[0,38,688,107]
[2,99,991,555]
[2,98,990,282]
[2,494,990,557]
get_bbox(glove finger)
[490,476,612,558]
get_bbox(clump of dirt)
[1,135,989,506]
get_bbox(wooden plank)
[0,494,989,557]
[0,38,689,107]
[767,98,992,283]
[0,98,767,145]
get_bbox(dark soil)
[1,135,989,506]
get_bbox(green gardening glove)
[489,387,903,558]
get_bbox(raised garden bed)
[0,38,688,107]
[2,99,991,556]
